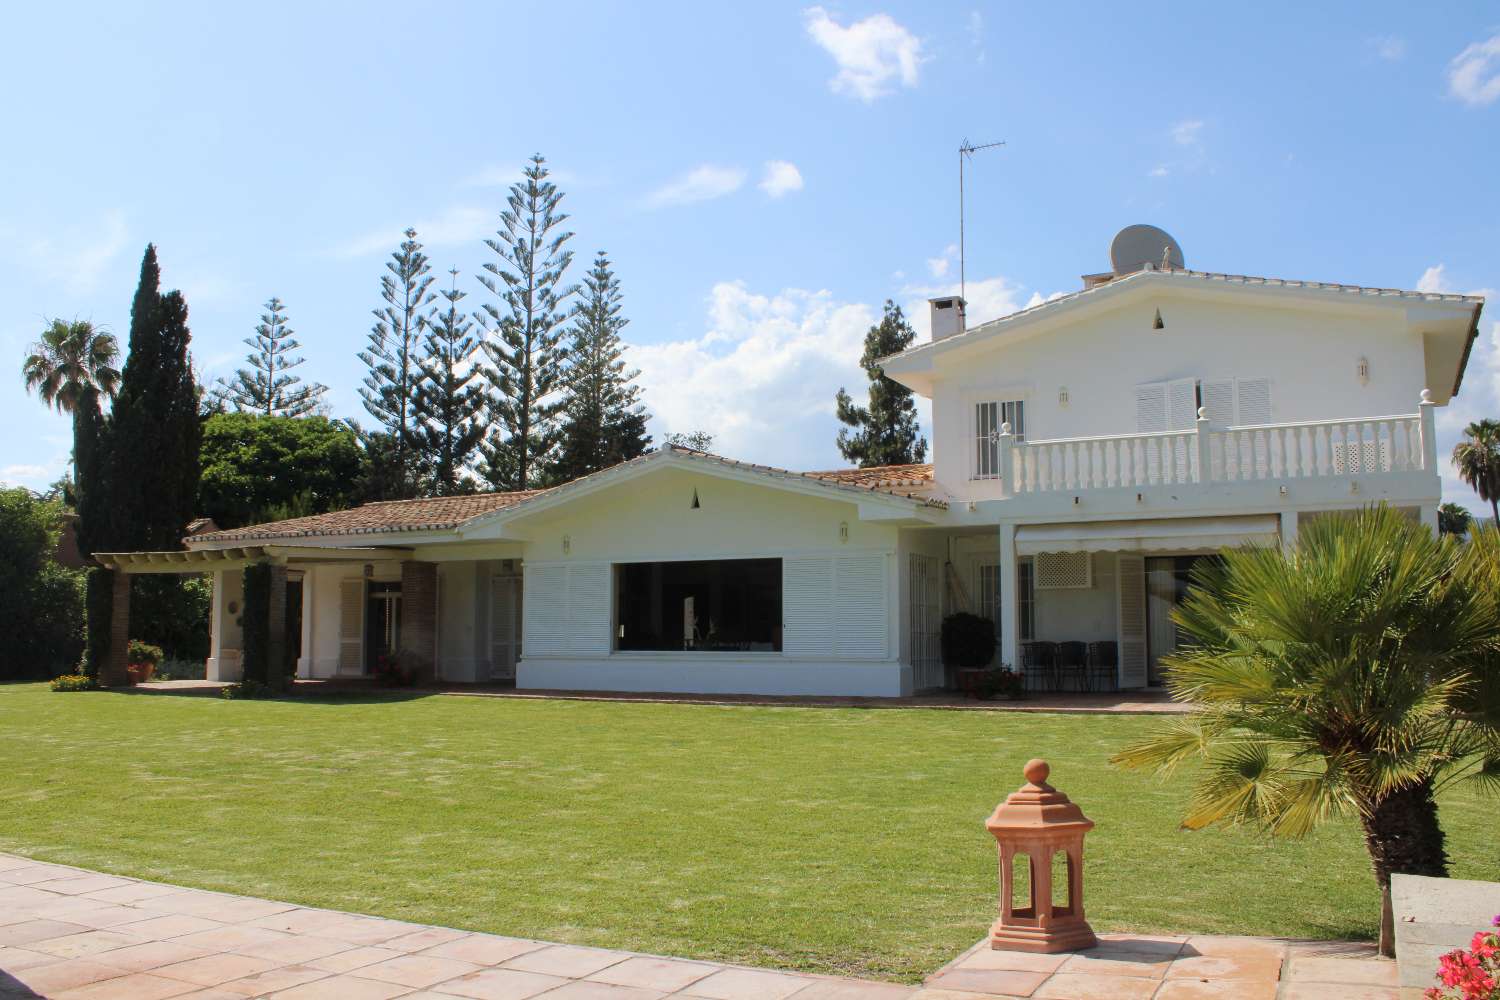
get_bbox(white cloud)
[1449,33,1500,106]
[926,244,958,279]
[643,165,747,210]
[1413,263,1500,509]
[803,7,923,102]
[336,205,493,258]
[759,161,805,198]
[1171,119,1204,146]
[1371,35,1406,61]
[1,464,49,487]
[968,10,986,64]
[1148,164,1170,178]
[17,210,130,294]
[631,282,879,468]
[900,274,1029,341]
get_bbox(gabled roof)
[882,265,1485,368]
[186,447,946,546]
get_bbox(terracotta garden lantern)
[984,758,1097,953]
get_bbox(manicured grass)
[0,684,1493,982]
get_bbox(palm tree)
[1112,506,1500,955]
[22,318,120,414]
[1453,420,1500,525]
[1439,501,1472,537]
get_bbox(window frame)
[973,399,1026,481]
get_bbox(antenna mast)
[959,138,1005,301]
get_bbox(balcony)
[986,392,1437,498]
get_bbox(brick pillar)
[266,564,288,692]
[101,571,131,688]
[400,561,438,682]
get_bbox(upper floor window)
[974,400,1025,480]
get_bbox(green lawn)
[0,683,1493,983]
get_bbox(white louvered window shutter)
[338,579,364,675]
[1135,382,1168,433]
[1199,379,1235,425]
[523,564,569,657]
[833,554,888,659]
[783,557,835,657]
[1116,554,1148,689]
[1235,378,1272,426]
[1167,377,1199,430]
[490,575,521,679]
[567,564,613,654]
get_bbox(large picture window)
[615,559,782,653]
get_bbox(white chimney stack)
[929,296,966,341]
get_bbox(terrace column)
[265,564,288,692]
[297,567,316,679]
[101,571,131,688]
[401,561,438,682]
[1280,510,1299,555]
[1418,389,1438,473]
[998,523,1019,671]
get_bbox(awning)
[1015,516,1280,556]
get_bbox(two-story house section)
[99,225,1485,699]
[880,225,1485,691]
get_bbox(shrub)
[128,640,164,668]
[221,678,275,700]
[157,657,206,681]
[240,563,271,685]
[0,488,86,679]
[941,612,997,668]
[51,673,96,692]
[374,651,427,687]
[972,666,1024,701]
[1425,915,1499,999]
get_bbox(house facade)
[97,227,1484,697]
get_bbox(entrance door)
[907,554,942,689]
[366,581,402,672]
[490,574,522,680]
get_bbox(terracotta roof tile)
[189,490,545,543]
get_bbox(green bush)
[51,673,96,692]
[0,488,86,679]
[82,567,114,679]
[240,564,271,685]
[130,574,210,662]
[971,666,1024,701]
[128,640,164,667]
[940,612,997,668]
[221,678,275,700]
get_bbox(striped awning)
[1014,516,1280,556]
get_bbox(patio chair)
[1056,641,1088,692]
[1021,641,1058,692]
[1086,641,1118,692]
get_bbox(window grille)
[973,400,1025,480]
[1034,551,1091,590]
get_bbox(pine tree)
[833,300,927,467]
[105,247,203,550]
[358,228,435,497]
[217,298,327,417]
[412,269,487,495]
[476,154,575,491]
[551,251,651,482]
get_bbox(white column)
[1419,505,1439,535]
[998,523,1019,670]
[1280,510,1299,555]
[297,567,316,678]
[1418,389,1438,473]
[206,570,226,679]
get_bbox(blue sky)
[3,2,1498,506]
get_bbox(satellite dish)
[1110,224,1184,275]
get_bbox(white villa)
[98,226,1485,697]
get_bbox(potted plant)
[126,640,164,685]
[941,612,998,696]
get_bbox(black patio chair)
[1057,641,1088,692]
[1021,641,1058,692]
[1086,641,1118,692]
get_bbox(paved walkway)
[0,854,1397,999]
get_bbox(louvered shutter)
[523,564,568,656]
[1235,378,1272,425]
[1167,378,1199,429]
[338,579,364,675]
[1199,379,1235,425]
[834,554,888,659]
[490,576,521,679]
[567,564,613,654]
[1116,554,1148,689]
[783,557,834,657]
[1135,382,1168,432]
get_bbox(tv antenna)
[959,138,1005,301]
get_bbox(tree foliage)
[411,269,486,495]
[664,431,714,453]
[1453,419,1500,525]
[197,412,364,528]
[217,297,327,417]
[1439,501,1472,537]
[0,488,85,679]
[477,154,575,491]
[1112,506,1500,935]
[834,301,927,468]
[358,228,435,497]
[551,251,651,482]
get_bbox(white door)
[1116,554,1149,689]
[490,575,522,681]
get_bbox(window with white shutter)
[1198,378,1235,424]
[1234,377,1272,426]
[834,554,888,659]
[522,564,569,656]
[338,579,364,675]
[490,574,522,679]
[1135,382,1169,433]
[973,400,1025,480]
[1116,554,1148,689]
[783,557,834,656]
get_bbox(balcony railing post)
[1418,390,1437,472]
[998,422,1015,498]
[1195,407,1212,483]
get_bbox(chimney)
[929,296,966,341]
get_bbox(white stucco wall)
[928,293,1429,495]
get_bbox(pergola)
[92,545,412,688]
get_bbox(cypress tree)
[476,154,574,491]
[551,251,651,482]
[413,269,486,495]
[217,298,327,417]
[358,228,434,497]
[833,300,928,468]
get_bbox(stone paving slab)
[0,853,1402,1000]
[0,854,915,999]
